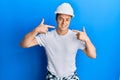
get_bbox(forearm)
[84,38,96,58]
[73,28,96,58]
[20,18,53,48]
[20,28,39,48]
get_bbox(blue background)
[1,0,120,80]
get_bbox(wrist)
[33,27,40,35]
[85,38,91,45]
[35,26,41,33]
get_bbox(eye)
[66,18,71,21]
[58,17,63,21]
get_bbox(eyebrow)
[58,16,71,19]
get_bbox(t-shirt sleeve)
[78,40,86,50]
[72,31,86,50]
[35,34,47,47]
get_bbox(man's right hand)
[35,18,55,34]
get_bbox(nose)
[62,19,66,24]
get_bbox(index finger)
[72,30,81,33]
[45,25,55,28]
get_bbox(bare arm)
[20,29,39,48]
[20,18,54,48]
[72,27,96,59]
[83,37,96,59]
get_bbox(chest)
[46,36,78,54]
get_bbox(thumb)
[40,18,44,25]
[82,26,86,32]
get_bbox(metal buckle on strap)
[47,70,77,80]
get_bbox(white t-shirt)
[35,29,85,77]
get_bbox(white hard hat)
[55,3,74,17]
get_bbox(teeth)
[62,26,65,28]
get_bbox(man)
[20,3,96,80]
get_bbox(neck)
[56,29,68,35]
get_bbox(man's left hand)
[72,27,89,42]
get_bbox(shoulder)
[68,29,77,38]
[45,29,56,38]
[46,29,56,35]
[68,29,81,42]
[43,29,56,38]
[38,29,55,36]
[69,29,76,34]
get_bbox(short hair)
[56,14,59,20]
[55,14,72,20]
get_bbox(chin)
[60,27,68,30]
[60,28,68,31]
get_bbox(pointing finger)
[45,25,55,28]
[72,30,81,33]
[72,30,79,33]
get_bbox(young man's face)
[56,14,72,31]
